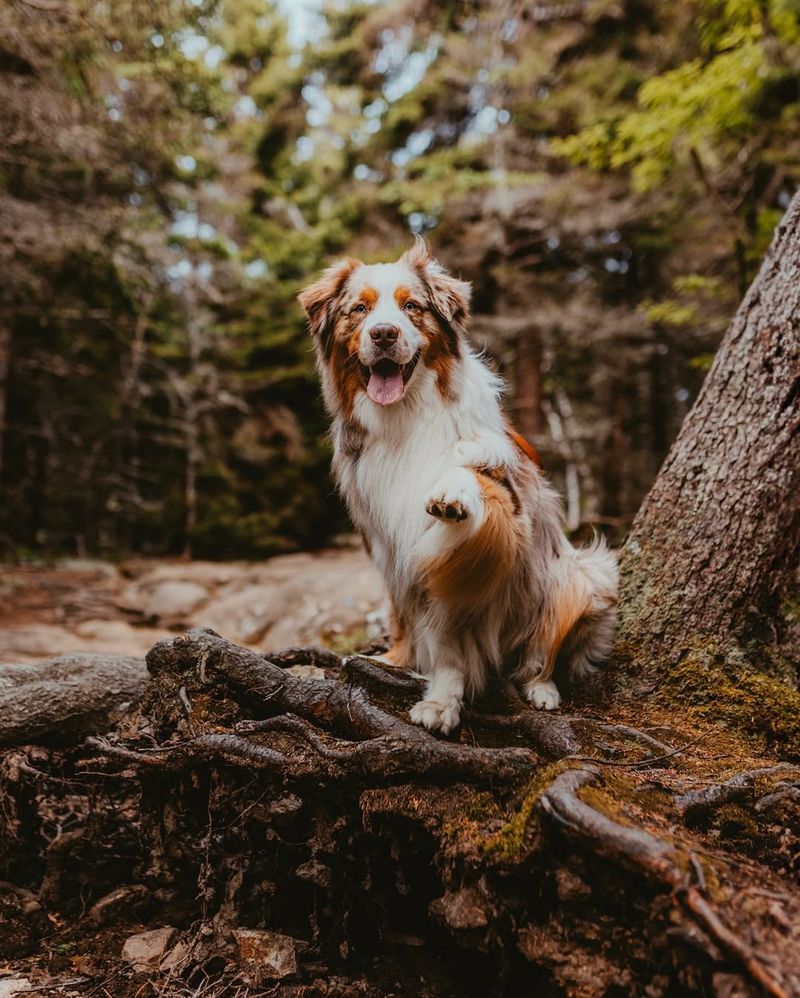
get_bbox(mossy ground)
[656,643,800,759]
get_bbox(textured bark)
[0,653,147,745]
[0,323,10,490]
[621,192,800,657]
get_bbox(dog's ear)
[402,237,471,334]
[298,257,361,341]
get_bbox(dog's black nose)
[369,324,399,349]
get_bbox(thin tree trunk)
[620,192,800,661]
[0,324,10,490]
[514,331,542,438]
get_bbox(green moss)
[480,762,568,864]
[710,804,759,840]
[325,625,371,655]
[659,643,800,758]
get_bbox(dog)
[299,240,618,734]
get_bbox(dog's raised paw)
[524,679,562,711]
[409,698,461,734]
[425,495,469,521]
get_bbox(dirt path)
[0,546,385,664]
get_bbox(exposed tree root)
[539,768,792,998]
[1,630,799,996]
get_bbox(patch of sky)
[276,0,329,48]
[244,259,269,279]
[294,136,315,162]
[302,77,333,128]
[391,128,434,167]
[178,30,209,59]
[500,18,518,43]
[175,155,197,173]
[353,164,382,182]
[171,211,217,241]
[376,26,441,103]
[131,165,151,187]
[407,211,438,234]
[233,95,259,119]
[167,259,193,281]
[204,45,226,68]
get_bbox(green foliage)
[2,0,798,560]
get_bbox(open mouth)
[361,353,420,406]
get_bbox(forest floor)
[1,555,799,997]
[0,546,385,665]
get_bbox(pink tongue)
[367,367,405,406]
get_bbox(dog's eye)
[352,303,367,314]
[404,301,417,312]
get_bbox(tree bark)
[620,192,800,662]
[0,653,147,746]
[0,323,10,491]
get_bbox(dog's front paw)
[409,697,461,735]
[524,679,562,711]
[425,494,471,522]
[425,470,482,524]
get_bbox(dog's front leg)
[409,665,464,735]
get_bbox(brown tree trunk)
[620,192,800,665]
[0,323,10,490]
[513,331,542,438]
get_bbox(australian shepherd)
[299,240,618,734]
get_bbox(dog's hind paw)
[409,697,461,735]
[524,679,562,711]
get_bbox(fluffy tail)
[562,536,619,681]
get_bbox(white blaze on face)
[347,261,426,407]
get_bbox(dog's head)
[298,239,471,413]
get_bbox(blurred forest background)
[1,0,798,561]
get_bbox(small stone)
[296,859,332,887]
[233,928,297,983]
[429,887,489,930]
[262,794,303,825]
[122,926,177,972]
[0,981,32,997]
[160,939,191,973]
[284,664,327,681]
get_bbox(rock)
[134,581,209,623]
[0,980,32,997]
[121,926,177,972]
[284,664,327,681]
[233,928,297,983]
[295,859,333,887]
[159,939,191,973]
[429,887,489,930]
[198,588,277,644]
